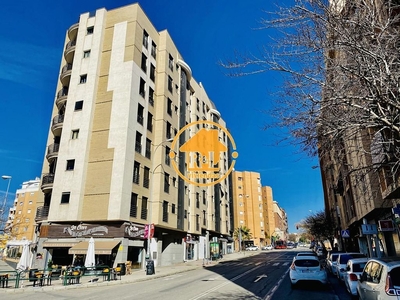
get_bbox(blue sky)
[0,0,324,233]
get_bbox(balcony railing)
[56,88,68,109]
[60,64,72,85]
[64,40,76,63]
[46,143,60,161]
[41,173,55,192]
[35,206,50,221]
[67,22,79,40]
[51,114,64,133]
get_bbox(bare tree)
[220,0,400,179]
[300,210,335,243]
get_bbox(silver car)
[357,257,400,300]
[336,252,367,281]
[326,252,342,275]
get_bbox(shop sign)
[63,224,108,237]
[378,220,394,231]
[124,224,145,238]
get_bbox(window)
[75,100,83,111]
[141,53,147,72]
[168,76,173,93]
[133,161,140,184]
[168,54,174,71]
[28,201,32,205]
[162,201,168,222]
[151,41,157,58]
[196,214,200,231]
[142,30,149,48]
[139,78,146,97]
[143,167,150,188]
[130,193,138,218]
[164,173,170,193]
[184,209,187,219]
[203,210,206,226]
[147,112,153,132]
[150,64,155,82]
[145,138,151,159]
[148,87,154,106]
[203,190,206,205]
[66,159,75,170]
[135,131,142,153]
[196,193,200,208]
[80,74,87,84]
[167,98,172,116]
[71,129,79,139]
[27,209,31,214]
[166,122,172,139]
[165,146,170,165]
[137,104,144,125]
[61,192,70,204]
[171,204,176,214]
[87,27,94,34]
[141,197,148,220]
[83,50,91,58]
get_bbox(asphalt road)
[2,250,354,300]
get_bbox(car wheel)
[290,282,296,289]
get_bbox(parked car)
[357,257,400,300]
[289,255,327,288]
[336,253,367,281]
[343,257,369,298]
[293,251,318,262]
[316,247,324,257]
[326,252,343,274]
[245,245,259,251]
[262,245,273,250]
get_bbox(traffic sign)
[341,229,350,238]
[361,224,378,235]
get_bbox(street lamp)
[146,138,173,265]
[1,175,12,231]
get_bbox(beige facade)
[261,186,275,244]
[232,171,266,248]
[5,178,40,242]
[35,3,232,269]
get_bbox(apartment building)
[232,171,266,248]
[320,0,400,256]
[5,178,40,242]
[34,3,232,269]
[261,186,276,244]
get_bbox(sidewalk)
[0,251,258,294]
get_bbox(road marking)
[188,265,263,300]
[164,274,183,280]
[254,274,268,282]
[283,262,289,266]
[272,263,279,266]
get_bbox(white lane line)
[263,268,289,300]
[272,263,279,266]
[254,274,268,282]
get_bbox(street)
[2,250,355,300]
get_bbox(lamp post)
[1,175,12,232]
[146,138,173,265]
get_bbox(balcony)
[56,88,68,110]
[60,63,72,86]
[46,143,60,161]
[35,206,50,221]
[64,40,76,63]
[41,173,54,192]
[51,114,64,135]
[68,22,79,40]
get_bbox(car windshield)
[390,267,400,286]
[331,254,339,261]
[294,259,320,267]
[353,262,367,272]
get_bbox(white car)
[343,258,369,297]
[336,253,367,281]
[326,252,342,274]
[262,245,273,250]
[289,255,327,288]
[245,245,259,251]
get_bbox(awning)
[43,241,78,248]
[68,240,120,255]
